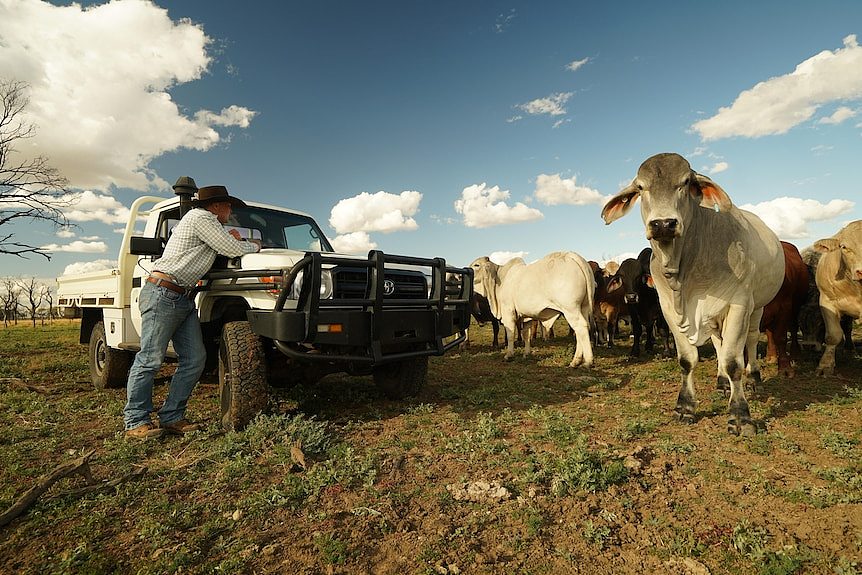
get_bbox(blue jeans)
[124,282,206,430]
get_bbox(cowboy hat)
[192,185,247,208]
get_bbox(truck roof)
[150,196,318,220]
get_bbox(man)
[124,184,260,439]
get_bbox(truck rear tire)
[219,321,269,431]
[89,321,133,389]
[373,356,428,399]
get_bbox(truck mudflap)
[245,250,473,365]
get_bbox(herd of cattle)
[461,153,862,437]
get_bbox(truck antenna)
[173,176,198,217]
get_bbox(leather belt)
[147,273,189,295]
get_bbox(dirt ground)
[0,321,860,574]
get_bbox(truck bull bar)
[232,251,472,365]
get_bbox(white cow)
[812,220,862,376]
[602,153,783,436]
[471,252,595,368]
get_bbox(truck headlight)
[288,269,333,300]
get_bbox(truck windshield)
[227,205,334,252]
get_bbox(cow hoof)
[815,366,833,377]
[674,410,695,425]
[504,354,514,362]
[751,371,762,385]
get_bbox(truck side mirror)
[130,236,165,256]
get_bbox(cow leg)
[563,307,594,368]
[501,310,519,360]
[629,310,643,357]
[644,318,656,354]
[764,328,778,365]
[744,308,765,389]
[522,319,533,358]
[724,307,757,437]
[816,306,844,376]
[459,326,471,351]
[774,311,794,378]
[711,334,730,394]
[491,319,500,349]
[840,315,855,352]
[673,337,700,424]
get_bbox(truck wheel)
[218,321,269,431]
[89,321,132,390]
[373,356,428,399]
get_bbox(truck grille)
[331,267,428,299]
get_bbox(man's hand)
[228,229,242,240]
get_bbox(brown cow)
[589,260,624,347]
[759,241,808,377]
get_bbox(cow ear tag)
[714,202,720,213]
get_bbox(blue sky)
[1,0,861,281]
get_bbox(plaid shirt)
[153,208,259,288]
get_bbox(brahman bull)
[471,252,595,368]
[602,153,783,436]
[812,220,862,376]
[759,241,808,377]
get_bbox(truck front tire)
[89,321,133,390]
[373,356,428,399]
[219,321,269,431]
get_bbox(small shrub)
[545,438,628,496]
[582,519,612,549]
[314,533,349,565]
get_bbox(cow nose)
[648,218,678,240]
[625,293,639,304]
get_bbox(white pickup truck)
[57,191,472,429]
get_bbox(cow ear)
[606,275,622,293]
[644,274,654,289]
[813,238,839,253]
[601,182,640,224]
[693,173,733,212]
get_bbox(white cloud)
[61,259,117,276]
[739,197,855,239]
[692,35,862,140]
[329,191,421,234]
[517,92,573,116]
[534,173,608,206]
[818,106,857,125]
[59,190,131,225]
[489,251,527,265]
[41,240,108,253]
[454,183,543,228]
[506,115,523,123]
[705,161,729,174]
[329,232,377,254]
[56,228,76,238]
[566,57,590,72]
[0,0,256,191]
[811,144,834,155]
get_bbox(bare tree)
[1,277,21,327]
[40,283,54,325]
[18,277,44,328]
[1,79,76,259]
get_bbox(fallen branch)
[53,467,147,499]
[10,380,53,394]
[0,449,97,528]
